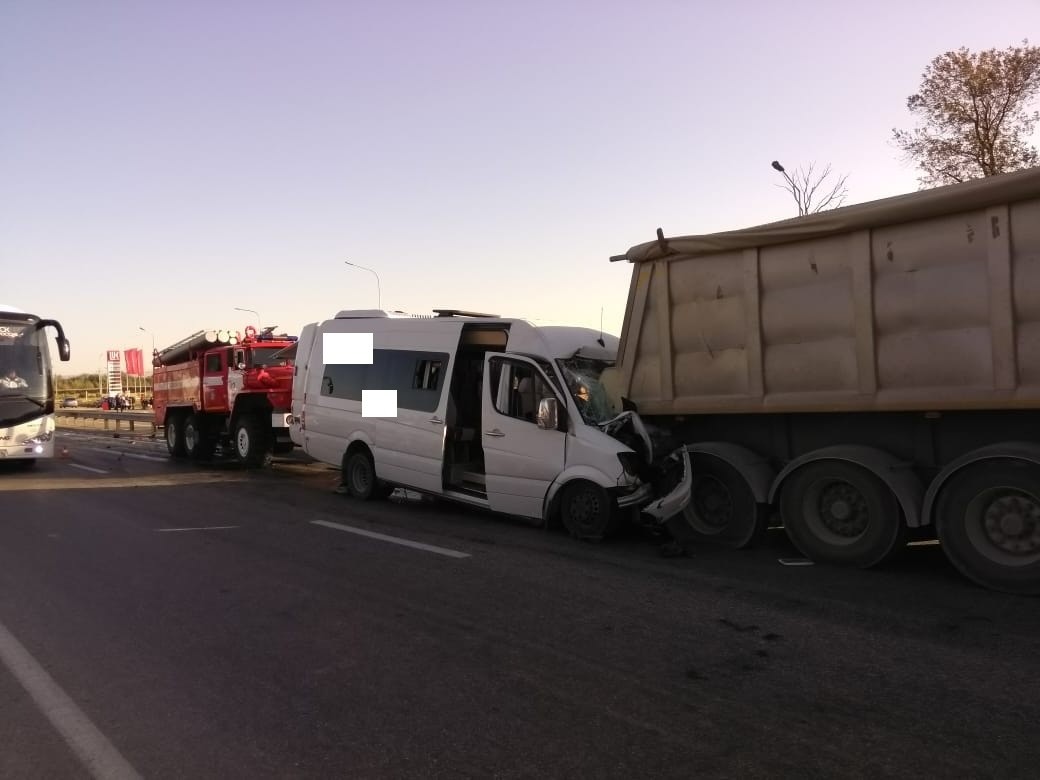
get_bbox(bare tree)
[770,160,850,216]
[893,40,1040,188]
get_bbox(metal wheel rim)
[236,428,250,457]
[964,486,1040,567]
[184,424,197,451]
[802,478,870,547]
[166,423,178,448]
[350,458,372,495]
[568,487,603,531]
[684,474,732,535]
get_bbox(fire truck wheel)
[165,414,186,457]
[233,416,267,467]
[183,415,214,460]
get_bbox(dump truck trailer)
[607,166,1040,594]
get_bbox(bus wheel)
[560,481,618,541]
[780,460,905,568]
[936,460,1040,595]
[165,414,186,457]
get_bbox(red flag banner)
[124,348,144,376]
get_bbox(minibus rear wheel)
[343,449,393,500]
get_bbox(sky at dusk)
[2,0,1038,375]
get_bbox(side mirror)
[57,338,71,362]
[536,397,558,430]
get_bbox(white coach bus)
[0,305,72,465]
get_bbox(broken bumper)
[643,447,692,521]
[616,481,653,509]
[613,447,692,521]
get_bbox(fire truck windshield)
[249,347,293,368]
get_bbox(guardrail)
[55,409,159,435]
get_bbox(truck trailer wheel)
[559,481,618,541]
[165,414,186,458]
[233,416,268,467]
[935,460,1040,595]
[780,461,906,568]
[670,455,767,549]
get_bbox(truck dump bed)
[612,167,1040,415]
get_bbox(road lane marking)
[81,448,168,463]
[154,525,240,533]
[311,519,471,559]
[0,618,142,780]
[69,464,109,475]
[0,473,251,493]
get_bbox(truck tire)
[935,460,1040,595]
[559,480,618,541]
[670,455,767,549]
[780,460,906,568]
[233,416,268,467]
[183,414,214,460]
[165,413,186,458]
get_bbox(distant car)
[61,396,78,408]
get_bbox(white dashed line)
[68,464,109,475]
[312,519,471,559]
[80,448,168,463]
[0,619,142,779]
[154,526,240,533]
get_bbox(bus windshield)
[0,318,53,424]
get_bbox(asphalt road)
[1,429,1038,779]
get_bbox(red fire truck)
[152,325,298,465]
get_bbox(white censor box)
[322,333,397,417]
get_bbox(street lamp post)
[234,307,261,330]
[138,326,155,397]
[344,261,382,310]
[771,159,810,217]
[771,159,796,190]
[138,326,155,355]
